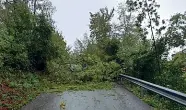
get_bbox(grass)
[46,82,113,93]
[0,72,113,110]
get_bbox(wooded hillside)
[0,0,186,109]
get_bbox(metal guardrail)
[119,74,186,106]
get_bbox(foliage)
[77,61,120,82]
[0,71,42,109]
[155,61,186,92]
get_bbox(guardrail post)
[140,87,145,98]
[117,76,122,85]
[121,77,123,83]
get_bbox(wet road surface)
[22,85,152,110]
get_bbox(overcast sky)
[52,0,186,48]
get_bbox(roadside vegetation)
[0,0,186,109]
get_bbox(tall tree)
[89,7,120,61]
[165,12,186,48]
[89,7,114,49]
[126,0,162,74]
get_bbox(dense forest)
[0,0,186,109]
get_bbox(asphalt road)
[21,85,152,110]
